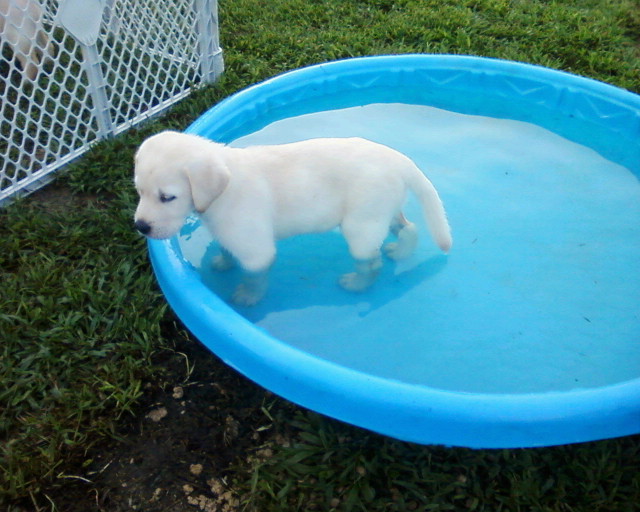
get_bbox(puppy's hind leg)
[384,212,418,261]
[340,219,387,292]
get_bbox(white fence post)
[58,0,114,138]
[79,43,114,138]
[195,0,224,83]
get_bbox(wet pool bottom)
[178,103,640,395]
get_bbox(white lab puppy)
[0,0,53,81]
[134,131,452,305]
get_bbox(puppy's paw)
[212,253,235,272]
[232,284,265,306]
[384,241,415,260]
[232,270,269,306]
[340,257,382,292]
[383,242,403,260]
[384,224,417,260]
[339,272,376,292]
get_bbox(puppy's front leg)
[227,241,275,306]
[212,247,236,271]
[339,255,383,292]
[233,269,270,306]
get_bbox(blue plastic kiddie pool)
[146,55,640,448]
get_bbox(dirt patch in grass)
[33,327,281,512]
[30,183,111,214]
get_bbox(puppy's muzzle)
[134,220,152,236]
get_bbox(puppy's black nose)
[135,220,152,236]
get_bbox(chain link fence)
[0,0,223,204]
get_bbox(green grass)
[238,410,640,511]
[2,0,640,509]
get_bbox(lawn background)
[1,0,639,510]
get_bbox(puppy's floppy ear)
[186,154,231,213]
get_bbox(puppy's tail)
[404,164,452,253]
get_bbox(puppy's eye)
[160,193,176,203]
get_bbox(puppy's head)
[133,131,230,239]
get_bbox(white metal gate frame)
[0,0,223,204]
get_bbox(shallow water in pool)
[179,103,640,394]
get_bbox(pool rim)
[147,54,640,448]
